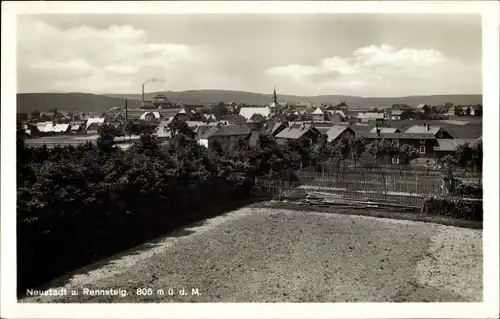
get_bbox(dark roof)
[222,114,247,125]
[200,124,251,139]
[363,132,441,140]
[325,126,353,142]
[275,125,319,139]
[250,113,266,122]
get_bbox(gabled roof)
[86,117,105,130]
[390,109,405,116]
[271,122,288,135]
[370,127,400,134]
[312,107,324,115]
[53,124,70,132]
[434,139,480,152]
[416,104,428,109]
[86,122,101,131]
[200,124,251,139]
[275,125,319,140]
[404,124,441,135]
[325,125,353,142]
[36,121,54,133]
[239,107,271,120]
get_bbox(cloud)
[17,19,201,93]
[266,44,481,96]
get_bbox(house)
[311,107,326,122]
[460,105,471,116]
[336,101,349,112]
[274,123,321,146]
[357,112,385,124]
[470,105,482,116]
[85,117,105,134]
[239,107,271,120]
[293,104,308,114]
[447,105,462,116]
[328,112,345,124]
[86,122,101,135]
[416,104,431,114]
[139,111,163,122]
[192,122,220,139]
[388,109,410,120]
[198,124,252,148]
[70,124,82,134]
[434,138,481,160]
[174,108,191,122]
[363,124,454,165]
[325,126,355,143]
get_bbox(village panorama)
[13,11,485,308]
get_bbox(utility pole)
[125,99,128,123]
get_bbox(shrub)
[421,197,483,221]
[453,183,482,198]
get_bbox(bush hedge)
[421,197,483,221]
[17,127,293,294]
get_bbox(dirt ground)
[20,207,482,303]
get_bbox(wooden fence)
[253,166,482,207]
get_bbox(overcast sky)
[17,14,482,97]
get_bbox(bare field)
[20,208,482,303]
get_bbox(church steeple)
[272,85,277,105]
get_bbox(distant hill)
[16,93,142,113]
[17,90,482,113]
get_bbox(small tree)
[366,140,386,165]
[472,141,482,172]
[349,136,366,167]
[399,144,419,165]
[454,142,474,172]
[168,118,189,137]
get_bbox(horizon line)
[16,89,483,100]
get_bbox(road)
[20,207,482,303]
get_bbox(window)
[419,145,426,154]
[420,139,425,145]
[392,156,400,164]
